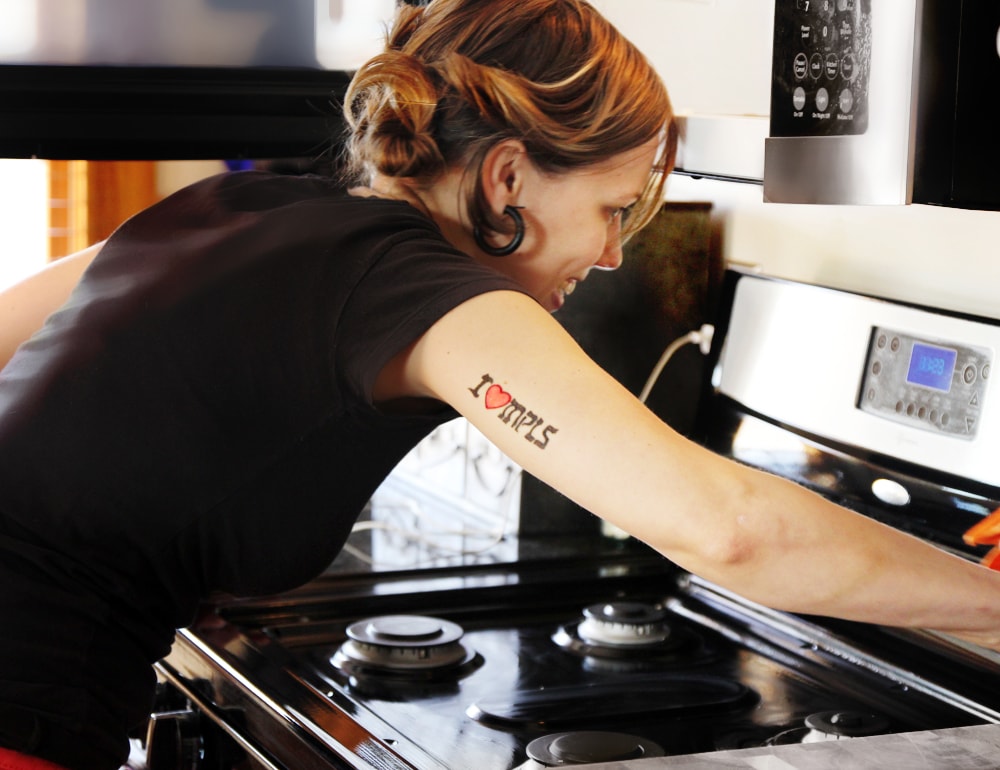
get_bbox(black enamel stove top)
[162,544,996,770]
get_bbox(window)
[0,160,160,292]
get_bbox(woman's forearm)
[677,455,1000,647]
[0,242,103,370]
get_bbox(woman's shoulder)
[209,171,437,232]
[189,169,347,207]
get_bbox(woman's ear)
[480,139,528,214]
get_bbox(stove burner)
[554,600,701,662]
[764,710,892,745]
[802,710,891,742]
[521,731,665,768]
[331,615,478,679]
[578,602,670,646]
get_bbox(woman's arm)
[0,242,103,370]
[402,290,1000,650]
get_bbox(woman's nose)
[594,229,624,272]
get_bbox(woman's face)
[489,138,660,313]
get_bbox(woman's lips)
[550,278,581,313]
[549,278,580,311]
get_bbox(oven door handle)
[151,661,285,770]
[144,708,204,770]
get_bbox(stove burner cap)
[802,711,890,742]
[526,731,664,766]
[577,601,670,647]
[348,615,463,647]
[336,615,469,671]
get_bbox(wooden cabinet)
[48,160,159,259]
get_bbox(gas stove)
[148,541,998,770]
[142,269,1000,769]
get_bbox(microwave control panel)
[770,0,872,137]
[858,327,992,440]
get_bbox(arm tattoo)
[469,373,559,450]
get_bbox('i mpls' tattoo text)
[468,374,559,449]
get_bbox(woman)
[0,1,998,768]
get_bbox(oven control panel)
[858,327,992,439]
[716,272,1000,487]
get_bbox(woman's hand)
[949,627,1000,654]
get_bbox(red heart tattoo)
[484,383,512,409]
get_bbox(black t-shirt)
[0,171,525,769]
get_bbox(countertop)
[584,724,1000,769]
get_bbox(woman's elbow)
[664,477,772,575]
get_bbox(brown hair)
[343,0,676,242]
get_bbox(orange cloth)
[0,747,70,770]
[963,506,1000,569]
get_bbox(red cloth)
[0,747,70,770]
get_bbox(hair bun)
[345,50,446,180]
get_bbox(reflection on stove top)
[466,600,758,734]
[467,674,757,729]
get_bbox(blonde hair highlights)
[344,0,676,242]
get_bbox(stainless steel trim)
[714,274,1000,486]
[764,1,923,204]
[160,628,419,770]
[673,575,1000,725]
[151,664,282,770]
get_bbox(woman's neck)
[356,172,480,258]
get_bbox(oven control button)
[793,86,807,111]
[871,478,910,507]
[815,87,830,112]
[839,88,854,113]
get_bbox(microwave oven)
[764,0,1000,210]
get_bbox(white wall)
[591,0,773,117]
[666,175,1000,320]
[596,0,1000,320]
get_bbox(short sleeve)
[334,226,528,406]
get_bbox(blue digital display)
[906,342,957,392]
